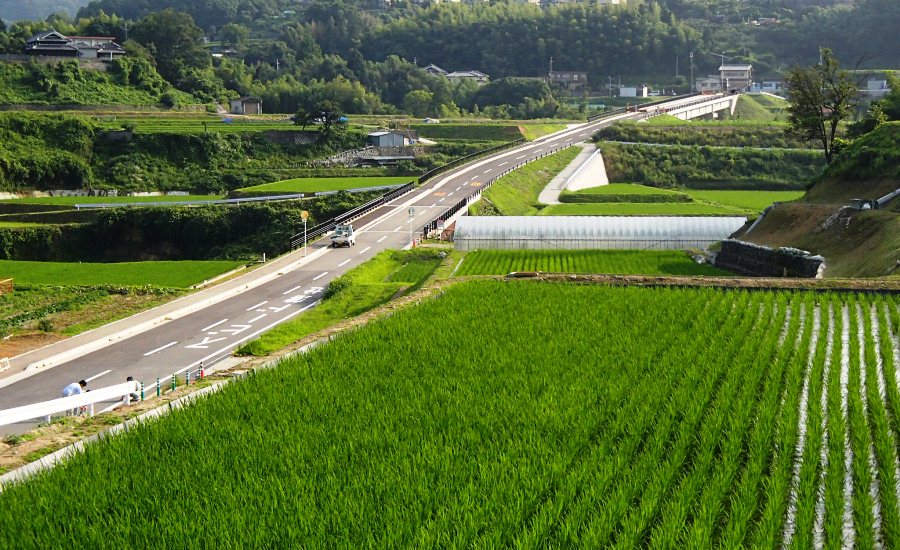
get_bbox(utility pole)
[608,75,612,97]
[690,51,694,92]
[675,54,678,78]
[720,51,725,92]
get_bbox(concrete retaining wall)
[715,239,825,278]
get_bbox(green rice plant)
[751,295,816,546]
[821,295,848,549]
[785,298,831,548]
[714,294,802,547]
[847,301,878,548]
[860,298,900,548]
[456,249,726,277]
[617,294,783,548]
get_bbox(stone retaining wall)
[714,239,825,278]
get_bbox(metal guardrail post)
[156,377,160,397]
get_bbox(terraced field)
[1,281,897,547]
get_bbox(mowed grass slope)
[540,202,746,216]
[0,260,245,288]
[2,284,897,546]
[473,147,581,216]
[237,176,412,194]
[456,249,726,276]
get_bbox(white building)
[719,64,753,92]
[620,85,649,98]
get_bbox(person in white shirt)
[61,379,87,415]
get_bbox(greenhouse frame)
[453,216,747,250]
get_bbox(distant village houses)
[24,30,125,60]
[230,97,263,115]
[424,64,490,85]
[548,70,588,92]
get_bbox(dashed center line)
[144,342,177,356]
[338,259,351,267]
[394,225,403,232]
[483,169,491,174]
[438,198,446,203]
[282,285,302,295]
[313,272,328,281]
[448,192,454,196]
[377,236,388,243]
[516,154,526,159]
[246,301,268,311]
[247,313,268,323]
[201,319,228,332]
[499,161,508,166]
[359,246,372,255]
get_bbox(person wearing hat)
[62,379,87,415]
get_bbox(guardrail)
[0,381,140,427]
[420,142,576,238]
[417,138,526,185]
[289,182,416,249]
[75,193,308,210]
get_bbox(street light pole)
[690,51,694,93]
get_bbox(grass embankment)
[98,116,296,134]
[519,124,567,141]
[236,176,412,195]
[236,249,443,356]
[470,147,581,216]
[456,249,726,276]
[2,284,895,545]
[0,260,245,287]
[724,93,789,122]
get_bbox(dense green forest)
[1,1,897,118]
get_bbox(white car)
[330,224,356,247]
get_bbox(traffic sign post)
[301,210,309,256]
[408,207,415,247]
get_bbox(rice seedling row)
[0,284,898,546]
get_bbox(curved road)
[0,108,653,429]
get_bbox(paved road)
[0,109,644,429]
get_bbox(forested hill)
[0,0,89,22]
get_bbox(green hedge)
[593,123,810,149]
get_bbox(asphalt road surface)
[0,109,645,431]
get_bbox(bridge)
[634,93,740,121]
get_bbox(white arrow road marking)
[282,285,302,295]
[359,246,371,255]
[85,369,111,382]
[338,259,351,267]
[313,272,328,281]
[201,319,227,332]
[246,301,268,311]
[283,295,308,304]
[220,324,252,335]
[248,313,267,323]
[185,336,228,350]
[144,342,178,356]
[308,287,324,293]
[268,304,290,313]
[377,236,388,243]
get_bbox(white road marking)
[394,225,403,232]
[313,272,328,281]
[456,186,462,191]
[85,369,111,382]
[220,324,251,335]
[282,286,302,295]
[143,342,177,357]
[338,259,351,267]
[359,246,372,255]
[185,336,227,350]
[246,301,268,311]
[268,304,290,313]
[248,313,267,323]
[377,236,388,243]
[201,319,228,332]
[439,198,446,203]
[483,169,491,174]
[448,192,454,197]
[430,203,437,208]
[516,154,526,159]
[499,161,508,166]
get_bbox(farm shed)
[453,216,747,251]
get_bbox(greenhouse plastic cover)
[454,216,747,250]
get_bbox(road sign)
[408,207,415,219]
[300,210,309,221]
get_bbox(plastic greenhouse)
[453,216,747,251]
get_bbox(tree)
[292,96,344,136]
[784,48,858,164]
[130,9,209,86]
[219,23,249,49]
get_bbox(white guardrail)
[0,381,139,427]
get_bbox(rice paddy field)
[1,281,899,547]
[237,176,412,194]
[455,249,726,276]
